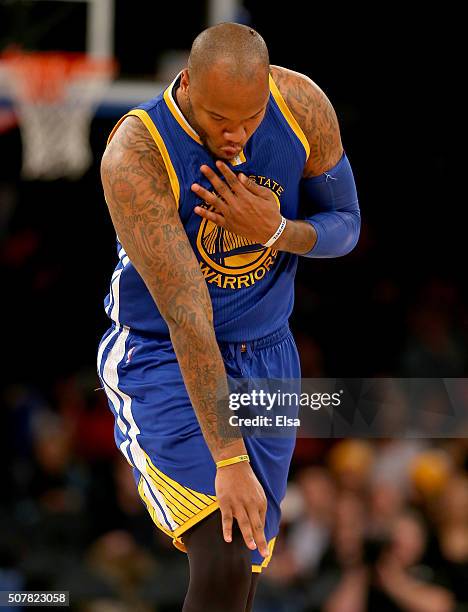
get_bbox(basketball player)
[98,23,360,612]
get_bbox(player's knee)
[197,538,251,589]
[215,540,252,585]
[187,540,251,610]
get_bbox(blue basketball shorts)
[97,323,300,572]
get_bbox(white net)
[0,52,115,181]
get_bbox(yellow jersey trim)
[146,463,201,515]
[251,536,277,573]
[106,114,126,145]
[172,502,220,542]
[107,109,181,209]
[185,487,217,506]
[145,454,214,510]
[147,476,194,522]
[127,109,180,208]
[143,454,220,550]
[231,150,247,166]
[137,460,220,547]
[163,85,203,145]
[269,74,310,161]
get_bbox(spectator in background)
[288,467,336,576]
[327,439,374,494]
[307,504,455,612]
[369,510,455,612]
[372,439,427,495]
[435,474,468,607]
[304,491,368,612]
[367,481,405,540]
[409,449,453,509]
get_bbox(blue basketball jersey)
[104,72,310,341]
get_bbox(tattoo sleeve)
[270,65,344,177]
[100,116,245,460]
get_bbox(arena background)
[0,1,466,611]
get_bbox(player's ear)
[180,69,190,94]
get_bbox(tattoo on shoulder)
[270,65,343,177]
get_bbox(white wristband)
[263,216,287,247]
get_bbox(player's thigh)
[184,510,252,593]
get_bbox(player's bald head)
[188,23,269,86]
[178,24,270,161]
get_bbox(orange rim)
[0,50,116,102]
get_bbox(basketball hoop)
[0,50,116,180]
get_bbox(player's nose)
[223,126,246,145]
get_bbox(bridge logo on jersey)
[196,176,284,290]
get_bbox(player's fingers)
[248,509,269,558]
[260,497,268,525]
[238,173,268,197]
[221,507,234,543]
[215,160,243,193]
[235,508,257,551]
[191,183,228,214]
[199,165,234,202]
[194,206,225,226]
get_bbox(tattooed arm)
[270,65,344,177]
[100,116,269,556]
[268,65,346,255]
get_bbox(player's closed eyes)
[210,111,263,122]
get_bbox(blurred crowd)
[259,438,468,612]
[1,374,468,611]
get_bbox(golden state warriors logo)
[196,176,284,290]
